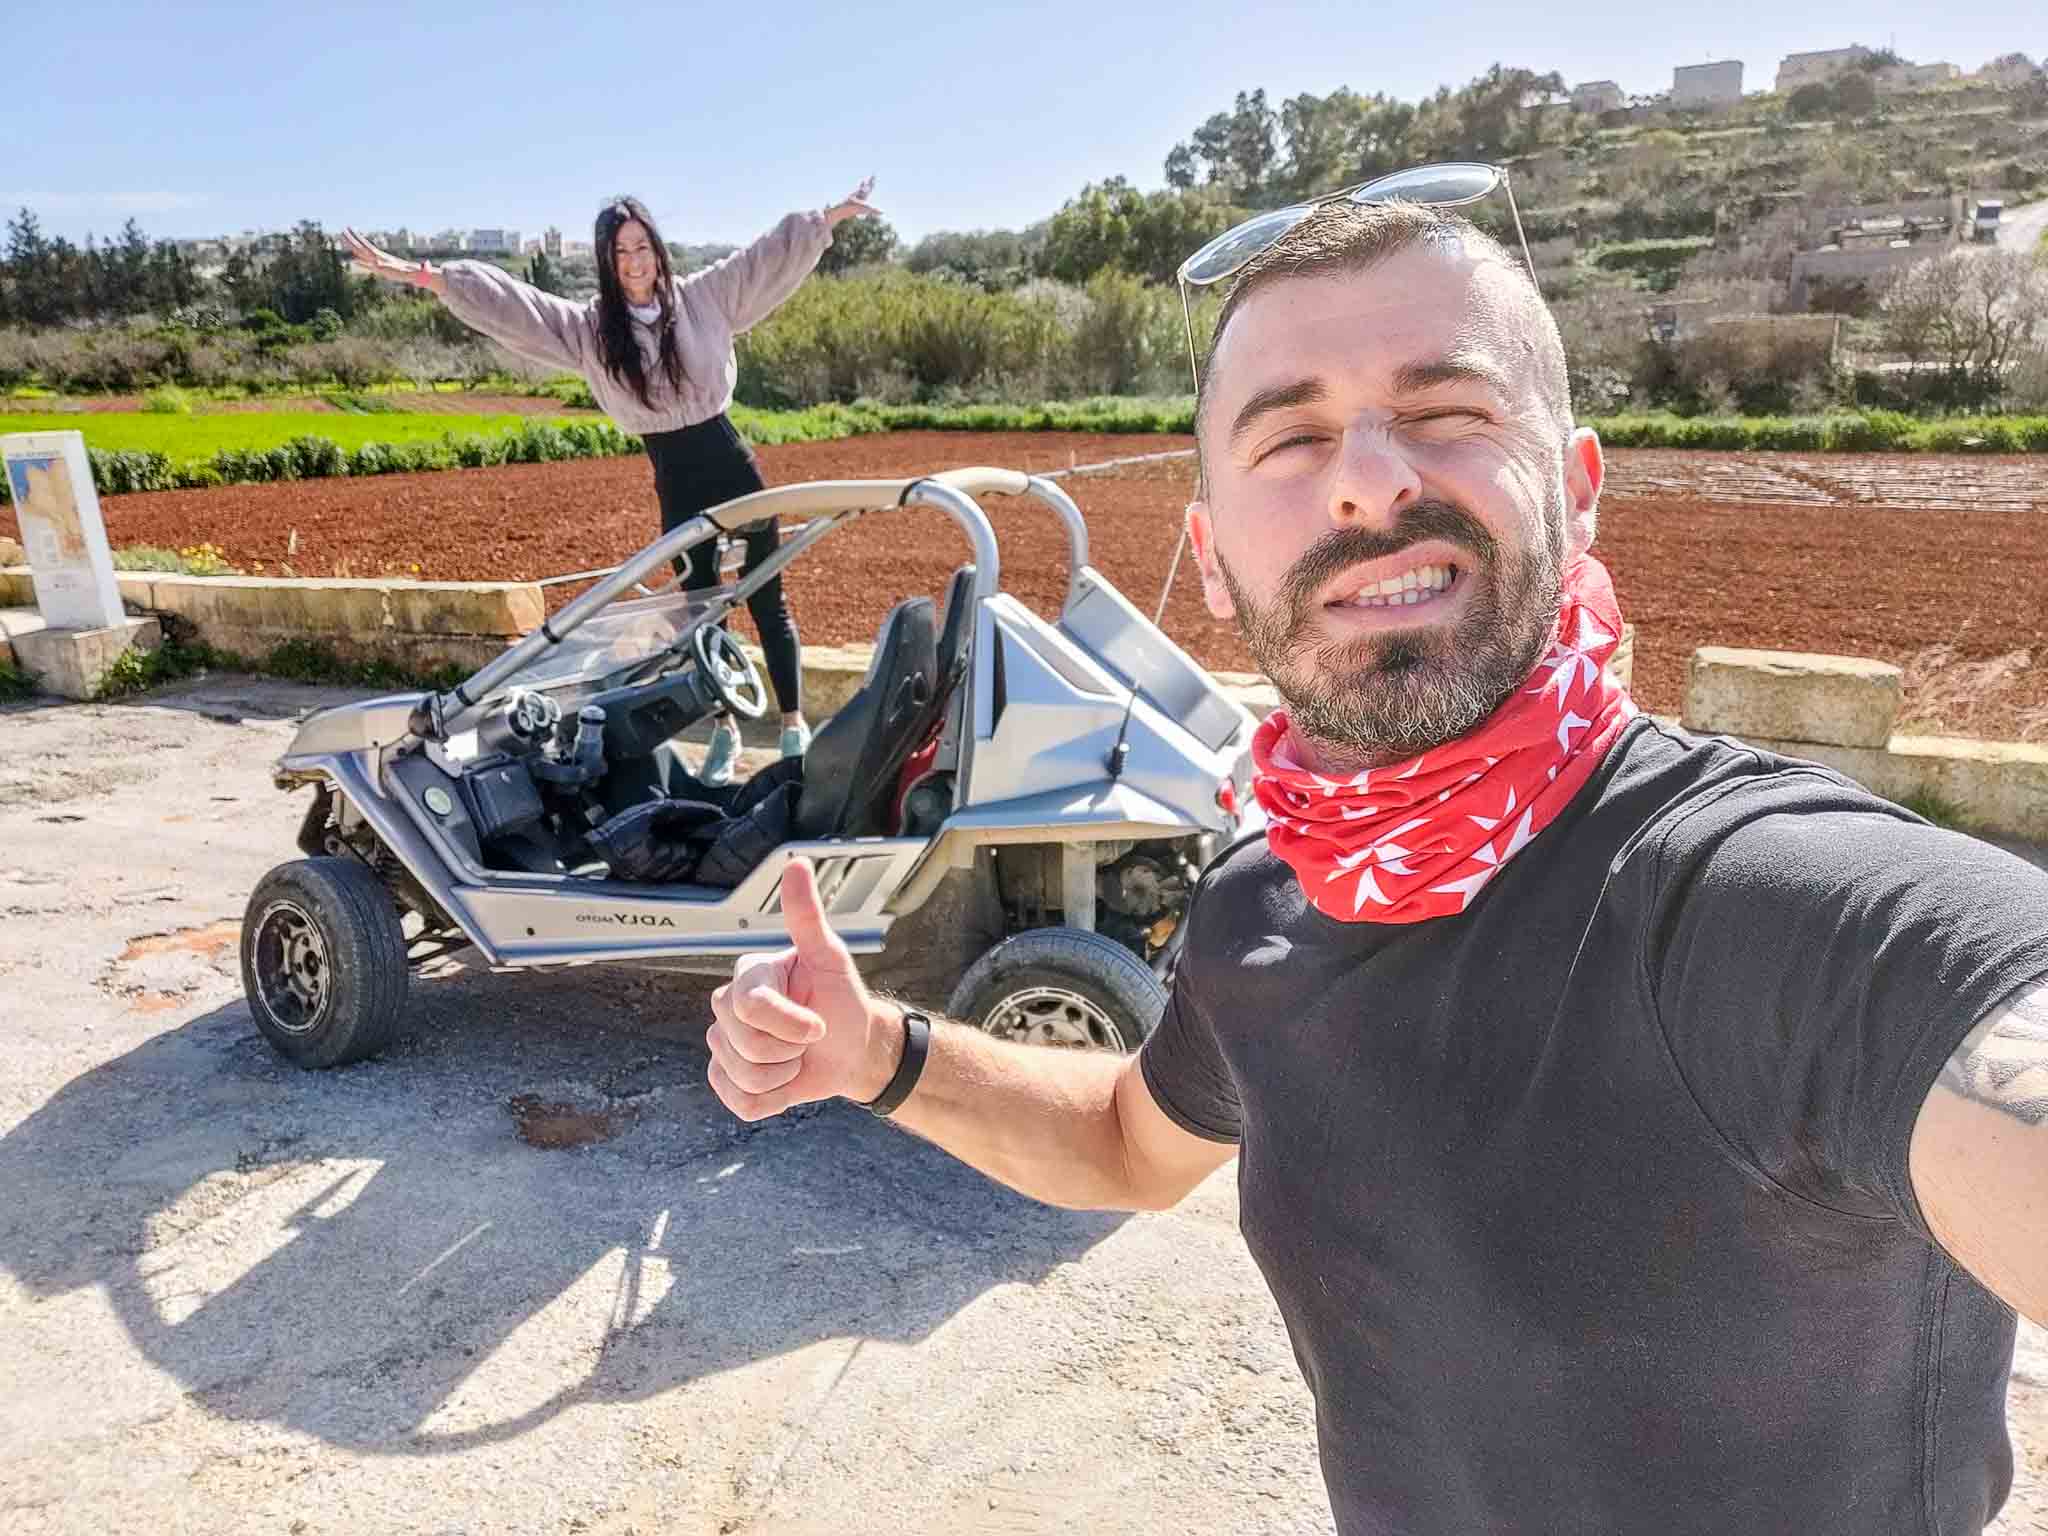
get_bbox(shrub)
[287,337,395,389]
[1656,318,1843,416]
[1821,410,1915,451]
[446,432,508,469]
[86,448,178,495]
[503,421,574,463]
[142,385,195,414]
[1067,270,1162,396]
[737,269,1067,405]
[109,545,193,572]
[348,441,400,476]
[1589,237,1715,289]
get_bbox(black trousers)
[644,415,802,715]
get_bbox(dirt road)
[0,680,1322,1535]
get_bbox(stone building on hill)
[1673,60,1743,109]
[1571,80,1625,114]
[1874,60,1959,92]
[1775,45,1872,93]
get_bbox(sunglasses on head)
[1174,160,1536,391]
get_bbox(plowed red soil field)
[8,431,2045,739]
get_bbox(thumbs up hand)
[707,857,901,1120]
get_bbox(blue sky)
[11,2,2040,247]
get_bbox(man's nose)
[1326,425,1422,529]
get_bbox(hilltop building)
[1978,54,2043,88]
[1776,45,1872,93]
[1874,60,1959,92]
[1672,60,1743,108]
[1571,80,1625,113]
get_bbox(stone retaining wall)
[8,565,2036,841]
[1,567,541,675]
[1684,645,2048,840]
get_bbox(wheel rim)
[982,985,1127,1051]
[252,899,330,1035]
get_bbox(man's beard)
[1216,498,1565,766]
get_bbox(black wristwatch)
[862,1008,932,1118]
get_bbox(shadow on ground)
[0,962,1123,1455]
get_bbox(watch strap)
[862,1008,931,1117]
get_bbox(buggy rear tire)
[241,857,408,1069]
[946,926,1165,1054]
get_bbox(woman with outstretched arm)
[343,179,881,781]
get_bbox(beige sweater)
[438,210,833,435]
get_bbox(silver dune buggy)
[243,467,1259,1069]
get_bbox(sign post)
[2,430,126,631]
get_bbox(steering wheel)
[692,624,769,720]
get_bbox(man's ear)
[1186,499,1236,621]
[1563,427,1603,558]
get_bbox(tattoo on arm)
[1938,986,2048,1126]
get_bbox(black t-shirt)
[1142,718,2048,1536]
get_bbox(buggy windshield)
[484,587,728,699]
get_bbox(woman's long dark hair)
[593,196,686,410]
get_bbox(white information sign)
[2,431,125,630]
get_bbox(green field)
[0,411,587,464]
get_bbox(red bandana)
[1251,555,1636,924]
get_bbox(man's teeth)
[1340,564,1456,608]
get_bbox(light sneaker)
[699,722,741,787]
[779,723,812,759]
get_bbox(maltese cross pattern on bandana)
[1250,554,1637,924]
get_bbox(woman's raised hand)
[823,177,881,228]
[343,228,442,292]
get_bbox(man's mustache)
[1280,501,1499,625]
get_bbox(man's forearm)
[856,1006,1143,1212]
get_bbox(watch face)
[423,786,454,817]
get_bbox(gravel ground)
[3,679,2046,1534]
[0,681,1323,1536]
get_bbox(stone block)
[0,537,23,565]
[382,580,542,638]
[1737,733,2048,843]
[1684,647,1901,749]
[147,576,232,631]
[1610,622,1636,694]
[744,641,879,721]
[7,615,162,700]
[271,580,381,636]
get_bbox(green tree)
[905,226,1044,288]
[1275,87,1417,200]
[1449,64,1568,157]
[1039,180,1240,284]
[221,222,359,324]
[1170,89,1281,201]
[816,216,900,273]
[525,249,565,295]
[5,207,60,323]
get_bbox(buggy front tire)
[946,926,1165,1054]
[241,857,408,1069]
